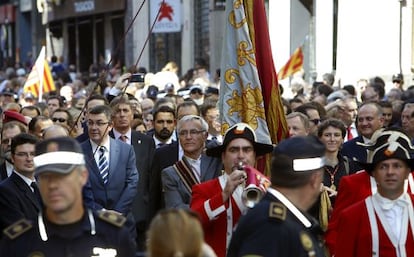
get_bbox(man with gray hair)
[286,112,310,137]
[161,115,222,209]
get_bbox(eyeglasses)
[52,118,67,123]
[178,130,206,137]
[14,152,35,158]
[310,119,321,125]
[87,120,110,127]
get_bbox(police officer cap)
[34,137,85,176]
[206,123,274,157]
[357,128,414,173]
[273,136,326,172]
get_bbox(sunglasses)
[310,119,321,125]
[52,118,67,123]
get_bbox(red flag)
[250,0,288,144]
[219,0,288,174]
[277,47,304,80]
[23,46,56,100]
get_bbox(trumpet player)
[228,136,326,257]
[190,123,273,257]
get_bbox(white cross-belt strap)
[368,195,411,257]
[408,173,414,194]
[366,197,379,257]
[370,176,377,194]
[268,187,311,228]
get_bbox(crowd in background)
[0,54,413,257]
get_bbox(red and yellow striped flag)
[23,46,56,99]
[219,0,288,174]
[277,47,304,80]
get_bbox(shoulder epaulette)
[269,202,286,221]
[97,211,126,227]
[3,219,32,239]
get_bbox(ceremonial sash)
[173,158,199,193]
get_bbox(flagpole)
[38,46,45,102]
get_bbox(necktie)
[98,146,109,184]
[157,142,165,148]
[119,135,127,142]
[347,127,353,141]
[31,182,42,203]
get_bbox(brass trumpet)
[234,162,271,208]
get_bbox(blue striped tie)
[98,146,109,184]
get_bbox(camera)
[129,73,145,83]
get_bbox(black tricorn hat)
[356,128,414,173]
[206,123,273,157]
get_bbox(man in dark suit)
[0,121,27,181]
[108,95,155,251]
[341,102,384,169]
[81,105,139,240]
[0,133,41,232]
[162,115,221,209]
[76,94,109,143]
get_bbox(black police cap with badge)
[272,135,326,175]
[356,128,414,173]
[33,137,126,240]
[34,136,86,176]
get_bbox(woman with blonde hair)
[147,209,215,257]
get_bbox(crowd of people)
[0,58,413,257]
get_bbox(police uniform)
[227,136,327,257]
[227,191,325,257]
[0,209,136,257]
[0,136,137,257]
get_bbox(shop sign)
[74,0,95,13]
[151,0,182,33]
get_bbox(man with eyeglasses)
[80,105,139,243]
[161,115,221,209]
[0,121,28,181]
[0,133,40,233]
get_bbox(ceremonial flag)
[277,46,304,80]
[219,0,288,174]
[23,46,55,100]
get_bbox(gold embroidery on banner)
[226,86,266,130]
[229,0,246,29]
[237,41,256,67]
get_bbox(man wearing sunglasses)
[51,108,73,129]
[295,103,322,135]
